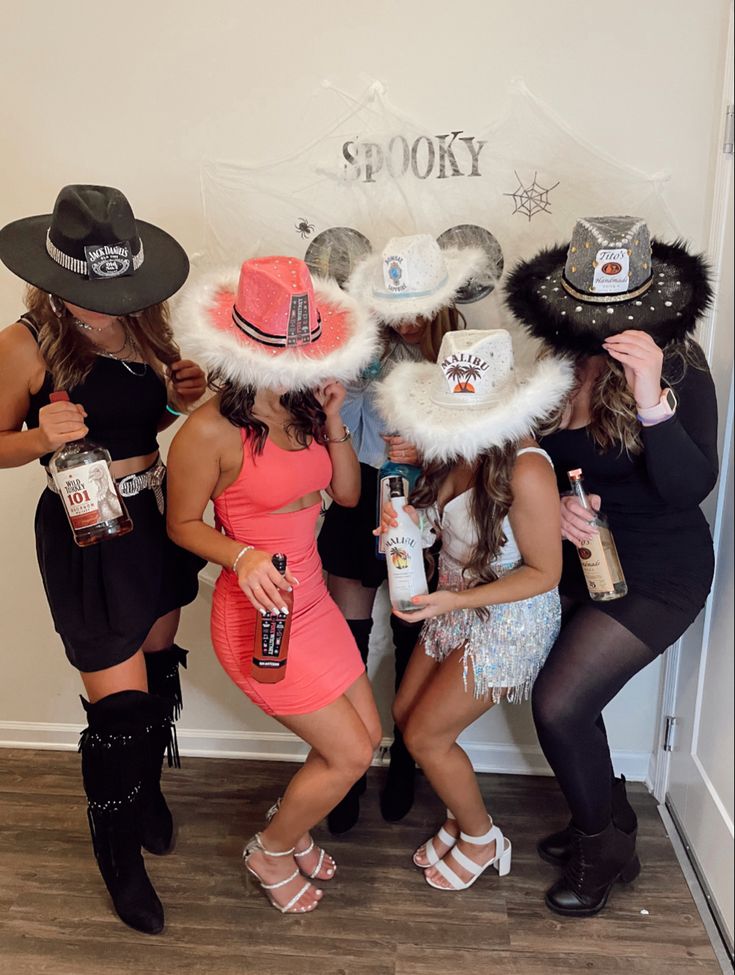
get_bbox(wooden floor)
[0,750,722,975]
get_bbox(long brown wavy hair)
[539,338,705,455]
[24,287,180,390]
[410,442,518,599]
[382,306,466,364]
[209,374,327,455]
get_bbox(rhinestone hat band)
[560,274,653,305]
[45,230,144,276]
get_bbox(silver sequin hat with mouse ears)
[376,328,574,463]
[504,216,713,355]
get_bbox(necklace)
[95,329,148,377]
[73,317,109,334]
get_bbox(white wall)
[1,0,731,783]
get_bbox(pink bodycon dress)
[210,429,365,716]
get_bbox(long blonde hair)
[24,287,181,390]
[541,338,704,455]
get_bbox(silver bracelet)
[324,424,351,444]
[231,545,254,574]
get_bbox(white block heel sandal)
[424,819,512,891]
[243,834,321,914]
[413,811,458,868]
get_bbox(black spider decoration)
[295,217,315,239]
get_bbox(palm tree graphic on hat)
[445,362,483,393]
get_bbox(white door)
[663,105,734,951]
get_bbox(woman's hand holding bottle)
[382,434,419,465]
[37,400,88,452]
[234,548,298,616]
[560,493,601,546]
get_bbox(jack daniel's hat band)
[46,230,145,279]
[0,184,189,315]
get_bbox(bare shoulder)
[511,445,557,498]
[0,321,45,372]
[171,396,237,451]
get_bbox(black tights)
[532,600,658,834]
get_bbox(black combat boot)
[537,775,638,866]
[545,821,640,917]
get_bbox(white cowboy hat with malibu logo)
[376,329,574,462]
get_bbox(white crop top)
[427,447,554,567]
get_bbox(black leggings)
[532,599,657,834]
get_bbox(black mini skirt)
[317,463,388,589]
[35,477,205,673]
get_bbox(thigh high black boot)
[380,615,419,822]
[538,773,638,866]
[142,646,188,854]
[545,821,641,917]
[79,690,167,935]
[327,620,372,835]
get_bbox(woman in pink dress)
[167,256,382,914]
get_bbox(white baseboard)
[0,721,654,785]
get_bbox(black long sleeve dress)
[539,344,718,653]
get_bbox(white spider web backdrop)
[198,79,677,331]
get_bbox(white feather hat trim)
[347,242,488,327]
[174,267,380,392]
[375,332,575,463]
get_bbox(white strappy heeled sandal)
[243,833,321,914]
[424,818,512,891]
[413,811,458,868]
[266,798,336,880]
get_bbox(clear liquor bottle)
[251,554,294,683]
[567,468,628,601]
[47,391,133,547]
[384,477,428,613]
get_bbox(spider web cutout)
[504,170,560,221]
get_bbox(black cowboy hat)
[504,217,713,356]
[0,184,190,315]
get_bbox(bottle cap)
[388,476,406,499]
[272,553,288,573]
[49,391,70,403]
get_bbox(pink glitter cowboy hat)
[175,256,379,392]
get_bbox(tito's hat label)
[592,248,630,295]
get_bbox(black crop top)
[20,315,167,466]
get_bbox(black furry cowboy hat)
[0,184,189,315]
[504,216,712,355]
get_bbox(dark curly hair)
[208,374,327,453]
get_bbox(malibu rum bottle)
[385,477,428,613]
[568,468,627,601]
[251,554,294,683]
[47,391,133,547]
[376,455,421,560]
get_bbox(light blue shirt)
[341,339,424,469]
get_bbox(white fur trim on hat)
[173,268,380,392]
[347,245,487,327]
[375,352,575,463]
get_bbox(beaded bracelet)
[231,545,254,574]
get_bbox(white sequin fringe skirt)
[421,554,561,703]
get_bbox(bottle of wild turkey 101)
[567,468,627,601]
[251,554,294,683]
[47,391,133,547]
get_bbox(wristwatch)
[637,387,677,426]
